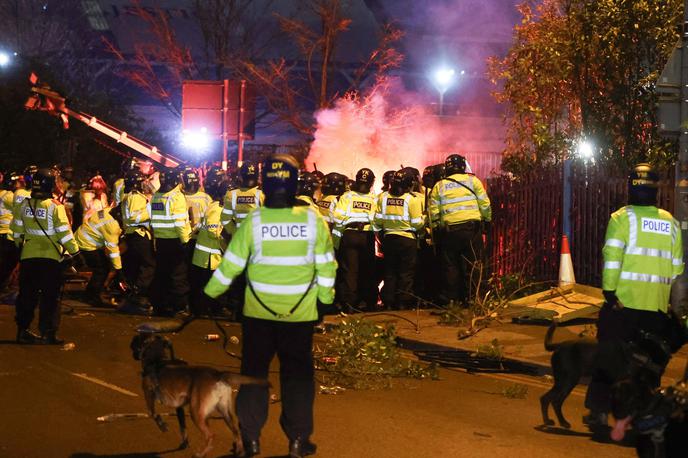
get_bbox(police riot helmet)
[204,168,229,201]
[312,170,325,184]
[31,168,57,199]
[382,170,396,192]
[433,163,446,184]
[261,154,299,208]
[24,164,39,187]
[390,170,414,197]
[444,154,467,176]
[159,167,182,193]
[181,166,200,194]
[2,171,22,190]
[121,157,138,174]
[239,161,259,188]
[297,171,319,199]
[353,168,375,193]
[322,172,347,196]
[124,170,145,193]
[401,167,421,192]
[628,163,659,206]
[422,166,436,189]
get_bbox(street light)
[181,127,210,152]
[0,51,11,67]
[433,67,456,116]
[577,139,594,159]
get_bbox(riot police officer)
[204,154,336,458]
[296,171,320,210]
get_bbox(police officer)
[317,173,346,232]
[429,154,491,307]
[113,158,137,208]
[381,170,395,194]
[149,168,191,316]
[119,169,155,314]
[190,168,229,317]
[333,168,377,311]
[81,174,109,219]
[221,161,263,234]
[296,171,320,210]
[14,169,79,344]
[584,163,684,430]
[204,154,336,458]
[75,206,123,307]
[181,166,212,237]
[374,170,425,310]
[0,172,21,290]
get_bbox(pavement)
[323,307,688,385]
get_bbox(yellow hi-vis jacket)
[150,185,191,243]
[14,197,79,261]
[374,191,425,240]
[332,190,376,233]
[185,191,212,238]
[112,178,125,207]
[122,191,151,238]
[0,190,14,235]
[192,201,226,270]
[316,194,338,224]
[205,206,337,322]
[10,189,31,238]
[602,205,684,313]
[429,173,491,229]
[75,208,123,270]
[296,195,320,212]
[221,187,263,234]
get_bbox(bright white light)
[0,52,10,67]
[433,67,456,93]
[181,127,209,151]
[577,139,594,159]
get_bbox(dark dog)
[539,323,668,429]
[130,334,270,458]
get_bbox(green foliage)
[474,338,504,361]
[488,0,682,176]
[316,318,439,390]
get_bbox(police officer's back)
[14,169,79,344]
[429,154,491,307]
[332,168,377,311]
[149,168,191,316]
[205,154,336,457]
[221,161,263,234]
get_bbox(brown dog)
[130,334,270,458]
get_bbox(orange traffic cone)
[558,235,576,287]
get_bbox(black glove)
[603,290,619,308]
[482,220,491,235]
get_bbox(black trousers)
[439,222,483,305]
[337,230,377,309]
[585,305,672,413]
[381,235,418,309]
[416,237,441,304]
[122,233,155,295]
[15,258,62,334]
[189,264,225,316]
[149,238,189,315]
[82,249,109,300]
[0,234,19,289]
[238,317,315,442]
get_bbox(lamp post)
[433,67,456,116]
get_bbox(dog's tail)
[544,322,559,352]
[222,373,272,388]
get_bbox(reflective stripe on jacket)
[75,208,122,269]
[10,189,31,239]
[122,191,151,238]
[221,187,263,233]
[14,198,79,261]
[192,201,226,270]
[316,194,338,224]
[185,191,212,237]
[149,185,191,242]
[374,191,425,240]
[429,173,491,228]
[332,190,376,232]
[205,206,337,322]
[602,205,684,313]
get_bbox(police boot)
[39,331,65,345]
[237,438,260,457]
[288,438,317,457]
[16,328,41,344]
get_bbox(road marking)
[473,371,586,397]
[71,372,139,397]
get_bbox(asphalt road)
[0,302,634,458]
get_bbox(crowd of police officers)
[0,153,490,345]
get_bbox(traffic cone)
[558,235,576,287]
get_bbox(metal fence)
[486,164,675,286]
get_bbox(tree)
[488,0,682,176]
